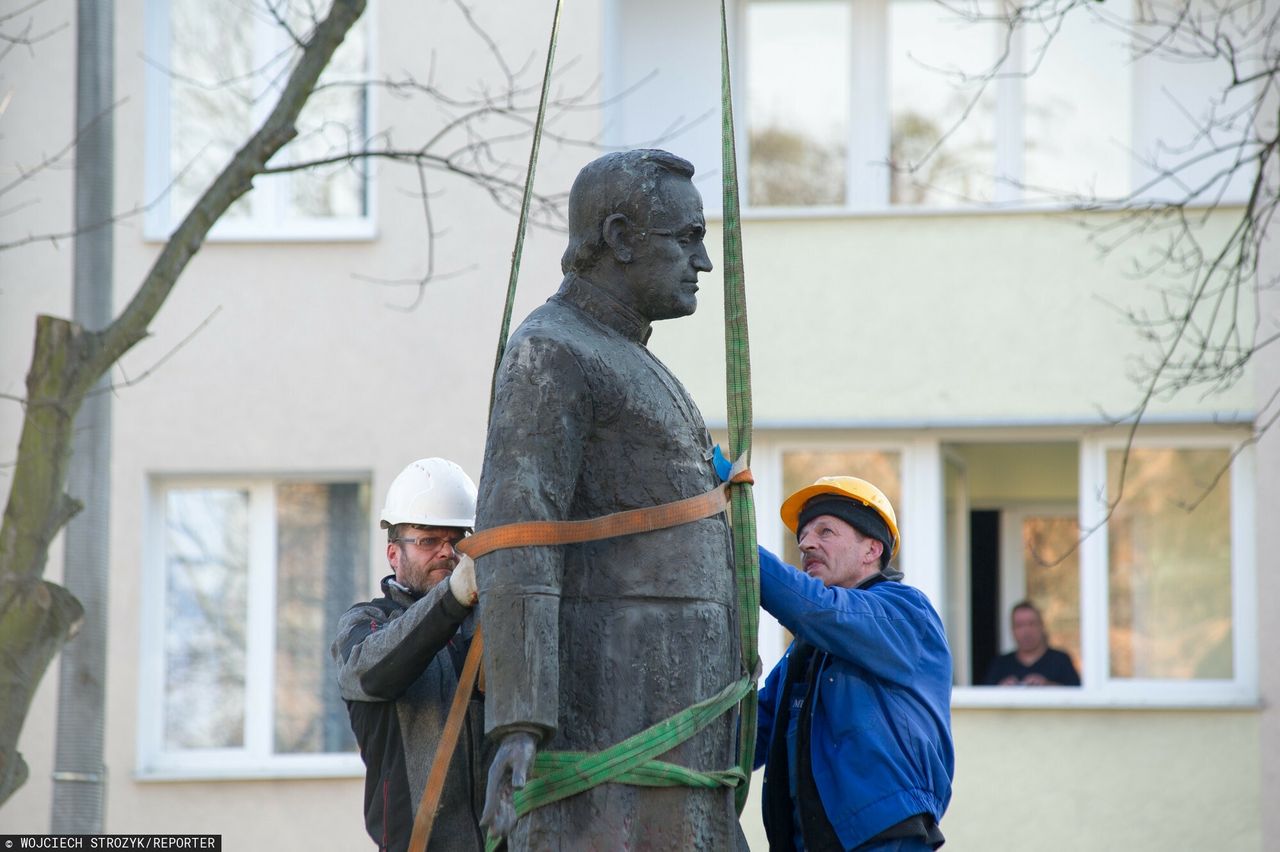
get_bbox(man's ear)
[602,213,632,263]
[867,538,884,568]
[387,540,400,572]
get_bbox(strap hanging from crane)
[717,0,762,816]
[407,1,565,848]
[410,0,759,846]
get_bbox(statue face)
[625,178,713,321]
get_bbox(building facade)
[1,0,1274,848]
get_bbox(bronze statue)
[475,150,744,848]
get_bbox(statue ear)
[602,213,633,263]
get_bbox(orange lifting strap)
[454,468,754,560]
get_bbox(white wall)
[0,0,604,840]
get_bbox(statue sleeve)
[475,331,592,741]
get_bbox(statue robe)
[476,274,743,849]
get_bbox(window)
[140,478,371,777]
[1104,447,1235,681]
[745,1,851,206]
[946,435,1255,705]
[144,0,373,240]
[753,432,1256,707]
[743,0,1132,210]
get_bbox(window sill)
[142,219,378,244]
[135,754,364,782]
[952,685,1260,710]
[705,197,1250,223]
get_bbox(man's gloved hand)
[448,554,478,607]
[480,730,538,838]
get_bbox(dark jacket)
[332,575,487,851]
[755,547,955,850]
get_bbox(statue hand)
[480,730,538,838]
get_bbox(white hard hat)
[380,458,477,529]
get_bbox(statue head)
[561,149,713,321]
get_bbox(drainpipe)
[51,0,114,832]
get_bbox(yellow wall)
[947,709,1261,851]
[652,212,1255,427]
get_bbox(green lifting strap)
[719,0,762,817]
[532,753,747,789]
[488,0,566,413]
[483,676,754,851]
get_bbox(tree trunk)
[0,316,94,806]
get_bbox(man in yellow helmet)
[755,476,955,851]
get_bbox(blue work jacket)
[754,546,955,850]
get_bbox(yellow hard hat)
[780,476,900,558]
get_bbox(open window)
[752,431,1256,706]
[948,434,1255,706]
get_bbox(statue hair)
[560,149,697,276]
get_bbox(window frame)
[749,428,1258,710]
[1080,435,1257,701]
[142,0,378,243]
[137,475,370,781]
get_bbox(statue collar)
[555,274,653,344]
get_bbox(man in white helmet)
[755,476,954,851]
[331,458,488,852]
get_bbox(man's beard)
[404,553,457,595]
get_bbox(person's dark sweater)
[983,647,1080,686]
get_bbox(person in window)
[331,458,488,851]
[983,600,1081,687]
[756,476,954,851]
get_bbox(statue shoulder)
[502,300,604,371]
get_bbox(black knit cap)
[797,497,894,568]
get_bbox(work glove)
[449,554,478,607]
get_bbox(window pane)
[275,482,370,754]
[888,0,998,205]
[163,489,250,750]
[1023,515,1082,677]
[167,0,369,227]
[1023,0,1131,198]
[284,3,370,218]
[747,0,850,206]
[1107,448,1233,680]
[780,450,902,568]
[169,0,257,222]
